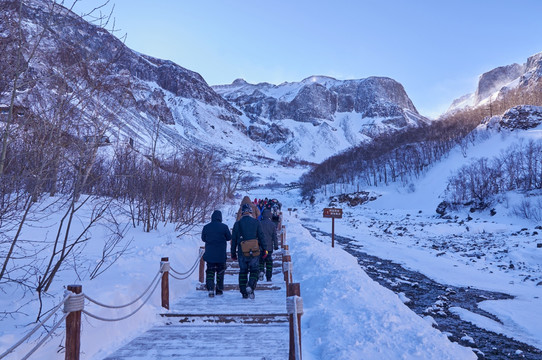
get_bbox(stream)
[304,226,542,359]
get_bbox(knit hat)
[242,203,252,214]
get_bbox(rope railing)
[0,293,71,360]
[20,313,68,360]
[169,248,203,278]
[82,277,161,322]
[84,269,162,309]
[0,249,202,360]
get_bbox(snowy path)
[101,255,290,360]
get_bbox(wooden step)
[224,268,281,275]
[102,324,289,359]
[196,283,282,291]
[161,313,288,324]
[227,261,282,269]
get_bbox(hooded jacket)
[260,209,278,252]
[201,210,232,263]
[231,214,265,258]
[235,196,261,221]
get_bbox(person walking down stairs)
[231,204,265,299]
[201,210,232,297]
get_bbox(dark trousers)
[259,251,274,280]
[206,262,226,291]
[238,255,259,294]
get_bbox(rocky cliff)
[1,0,248,157]
[214,76,429,160]
[2,0,429,163]
[447,51,542,114]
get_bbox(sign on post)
[323,208,342,247]
[323,208,342,219]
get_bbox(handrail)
[82,276,161,322]
[287,295,303,360]
[0,249,202,360]
[280,223,303,360]
[169,249,203,278]
[0,294,71,359]
[84,268,162,309]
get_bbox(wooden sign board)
[323,207,342,219]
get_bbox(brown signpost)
[323,208,342,247]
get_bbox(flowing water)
[304,226,542,360]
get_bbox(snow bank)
[285,216,476,360]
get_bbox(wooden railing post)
[199,246,205,283]
[283,254,291,287]
[161,257,169,310]
[65,285,82,360]
[288,283,302,360]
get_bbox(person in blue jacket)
[231,204,265,299]
[201,210,232,297]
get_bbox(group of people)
[200,196,282,299]
[253,197,282,225]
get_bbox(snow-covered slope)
[447,51,542,114]
[0,0,274,161]
[214,76,430,162]
[2,0,431,165]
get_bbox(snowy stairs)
[102,253,290,359]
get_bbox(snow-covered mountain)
[2,0,429,164]
[447,51,542,114]
[214,76,429,161]
[1,0,268,160]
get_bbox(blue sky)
[78,0,542,118]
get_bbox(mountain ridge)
[3,0,429,164]
[214,75,429,161]
[447,51,542,115]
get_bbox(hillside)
[214,76,429,162]
[447,51,542,115]
[1,0,431,165]
[0,0,270,160]
[2,116,541,359]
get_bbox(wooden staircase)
[102,252,290,360]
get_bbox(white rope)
[289,261,293,283]
[0,294,71,359]
[84,269,162,309]
[0,250,203,358]
[287,295,303,360]
[169,249,203,276]
[20,313,67,360]
[63,291,85,313]
[82,274,161,322]
[286,295,304,315]
[282,261,289,273]
[160,261,171,273]
[168,260,200,281]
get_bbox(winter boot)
[246,286,255,300]
[208,290,214,298]
[215,289,223,296]
[258,272,264,281]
